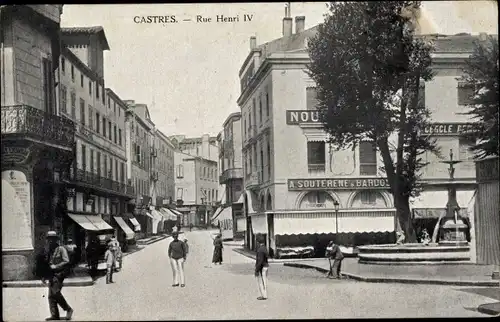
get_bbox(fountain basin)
[357,243,470,264]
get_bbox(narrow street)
[3,231,494,320]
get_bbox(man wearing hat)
[168,231,188,287]
[43,230,74,321]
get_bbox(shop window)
[360,191,377,205]
[306,87,319,110]
[359,141,377,175]
[307,141,325,171]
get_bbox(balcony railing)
[220,168,244,183]
[70,168,135,197]
[1,105,75,150]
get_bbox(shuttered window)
[359,141,377,175]
[307,141,325,171]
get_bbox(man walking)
[168,231,187,287]
[255,235,269,300]
[104,242,115,284]
[326,240,344,279]
[65,238,77,276]
[43,231,74,321]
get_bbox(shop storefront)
[113,216,135,251]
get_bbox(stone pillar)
[2,152,36,281]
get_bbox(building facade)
[1,5,77,281]
[170,134,219,162]
[218,112,245,239]
[57,26,138,260]
[153,129,176,207]
[237,14,485,257]
[174,150,219,227]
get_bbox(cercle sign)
[423,123,474,136]
[288,178,390,191]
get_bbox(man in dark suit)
[326,241,344,279]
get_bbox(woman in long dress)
[212,234,223,265]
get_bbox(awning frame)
[68,213,114,231]
[113,216,135,240]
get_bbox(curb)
[283,262,500,287]
[136,234,172,246]
[3,277,94,288]
[477,302,500,316]
[232,248,319,263]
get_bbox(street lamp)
[333,200,340,239]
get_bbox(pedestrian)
[104,242,115,284]
[212,234,223,265]
[255,234,269,300]
[109,235,120,270]
[189,223,193,232]
[168,231,187,287]
[42,231,74,321]
[326,240,344,279]
[65,238,77,276]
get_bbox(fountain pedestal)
[439,219,468,246]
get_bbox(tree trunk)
[394,194,417,243]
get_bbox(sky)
[61,2,498,138]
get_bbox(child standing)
[105,243,115,284]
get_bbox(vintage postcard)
[1,2,499,320]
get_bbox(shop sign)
[476,157,499,183]
[286,110,321,125]
[288,178,390,191]
[1,146,32,164]
[423,123,474,136]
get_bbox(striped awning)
[251,214,267,234]
[211,207,223,221]
[170,209,183,217]
[160,208,177,220]
[129,218,141,232]
[411,190,475,219]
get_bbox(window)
[108,121,112,140]
[266,92,270,117]
[96,83,100,99]
[103,156,107,179]
[176,188,183,200]
[88,106,93,130]
[80,99,86,126]
[115,159,119,181]
[360,191,377,204]
[306,87,319,110]
[114,102,116,115]
[259,96,263,124]
[60,85,68,114]
[459,137,475,161]
[61,57,65,74]
[89,80,92,96]
[71,65,75,82]
[307,191,328,204]
[102,117,107,137]
[81,145,86,170]
[95,113,100,134]
[109,157,114,179]
[96,152,101,176]
[102,86,105,104]
[244,119,247,139]
[70,92,76,119]
[90,149,94,173]
[42,57,54,114]
[113,125,117,144]
[359,141,377,175]
[118,129,122,146]
[120,162,125,183]
[307,141,325,171]
[457,82,475,106]
[260,149,264,182]
[267,142,271,178]
[80,74,84,87]
[108,97,111,109]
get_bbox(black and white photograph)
[1,2,499,320]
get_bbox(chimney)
[283,2,292,37]
[250,36,256,50]
[295,16,305,34]
[283,17,293,37]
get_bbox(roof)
[61,26,110,50]
[429,33,498,53]
[258,25,319,59]
[222,112,241,128]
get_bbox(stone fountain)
[357,150,471,264]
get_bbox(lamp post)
[333,200,339,240]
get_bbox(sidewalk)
[283,258,500,287]
[477,302,500,316]
[136,232,172,245]
[232,247,320,263]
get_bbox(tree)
[307,1,439,243]
[461,35,499,159]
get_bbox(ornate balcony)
[1,105,75,151]
[245,171,261,190]
[67,168,135,198]
[220,168,244,184]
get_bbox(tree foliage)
[461,36,499,158]
[307,1,439,242]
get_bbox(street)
[3,230,496,320]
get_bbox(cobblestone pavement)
[3,231,496,320]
